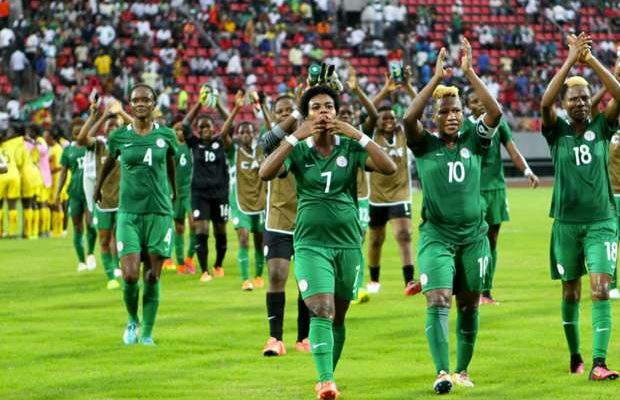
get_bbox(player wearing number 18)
[96,84,177,346]
[540,32,620,380]
[403,39,502,394]
[259,85,396,400]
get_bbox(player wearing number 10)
[259,85,396,400]
[96,84,178,346]
[403,39,501,394]
[540,32,620,380]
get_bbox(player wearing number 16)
[403,39,502,394]
[540,32,620,380]
[95,84,178,346]
[259,85,396,400]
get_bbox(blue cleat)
[140,336,155,346]
[123,321,139,345]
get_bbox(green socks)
[101,252,115,280]
[333,324,346,370]
[86,225,97,254]
[238,247,250,280]
[309,317,334,382]
[456,308,479,372]
[487,247,497,290]
[187,231,196,258]
[175,232,184,265]
[254,247,264,277]
[123,281,140,323]
[73,230,85,263]
[592,300,611,360]
[426,306,450,374]
[561,300,580,355]
[142,281,160,339]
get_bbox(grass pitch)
[1,187,619,399]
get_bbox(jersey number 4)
[447,161,465,183]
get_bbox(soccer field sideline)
[1,187,619,399]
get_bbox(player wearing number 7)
[403,39,501,394]
[259,85,396,400]
[540,32,620,380]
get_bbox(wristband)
[524,168,533,177]
[285,135,299,147]
[291,109,302,121]
[358,135,370,148]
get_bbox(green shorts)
[549,219,618,281]
[294,245,363,301]
[232,209,265,232]
[481,189,510,225]
[116,212,173,258]
[68,195,87,218]
[358,198,370,233]
[417,233,491,294]
[173,195,192,221]
[94,206,117,231]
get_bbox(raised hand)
[382,71,401,93]
[403,65,413,86]
[567,32,592,65]
[234,90,245,109]
[346,65,358,91]
[434,47,448,79]
[461,38,473,72]
[106,98,122,115]
[294,118,323,140]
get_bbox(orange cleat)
[163,259,175,271]
[404,280,422,296]
[199,271,213,282]
[184,257,196,274]
[176,264,188,274]
[316,381,339,399]
[295,338,311,352]
[253,276,265,288]
[213,266,224,277]
[589,365,619,380]
[262,337,286,356]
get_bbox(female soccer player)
[95,84,177,345]
[56,118,97,272]
[259,85,396,399]
[540,32,620,380]
[44,124,65,238]
[403,39,502,393]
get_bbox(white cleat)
[609,288,620,300]
[86,254,97,270]
[366,281,381,294]
[452,371,474,388]
[77,262,88,272]
[433,370,452,394]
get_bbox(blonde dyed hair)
[565,76,589,88]
[432,85,460,99]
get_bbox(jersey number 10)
[447,161,465,183]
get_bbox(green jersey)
[473,117,512,191]
[543,113,617,223]
[60,142,86,199]
[410,119,495,243]
[108,123,178,215]
[284,136,368,248]
[175,143,193,197]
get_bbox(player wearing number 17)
[403,39,502,394]
[96,84,178,346]
[540,32,620,380]
[259,86,396,399]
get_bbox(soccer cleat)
[140,336,155,346]
[163,259,175,271]
[433,370,452,394]
[213,266,224,277]
[106,279,120,290]
[480,296,500,305]
[199,271,213,282]
[571,362,585,374]
[77,262,88,272]
[123,321,139,345]
[366,281,381,294]
[404,281,422,296]
[241,280,254,291]
[184,257,196,274]
[262,337,286,356]
[609,288,620,300]
[316,381,339,399]
[86,254,97,270]
[589,365,619,381]
[452,371,474,387]
[295,338,311,352]
[351,288,370,305]
[253,276,265,289]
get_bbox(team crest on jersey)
[193,209,200,217]
[556,263,565,276]
[460,148,471,159]
[298,279,308,292]
[212,142,220,150]
[117,241,124,252]
[420,273,428,286]
[232,217,240,226]
[336,156,348,167]
[156,138,165,148]
[263,245,269,257]
[584,131,595,142]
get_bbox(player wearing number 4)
[96,84,178,345]
[404,39,501,394]
[541,32,620,380]
[260,85,396,400]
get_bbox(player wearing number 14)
[540,32,620,380]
